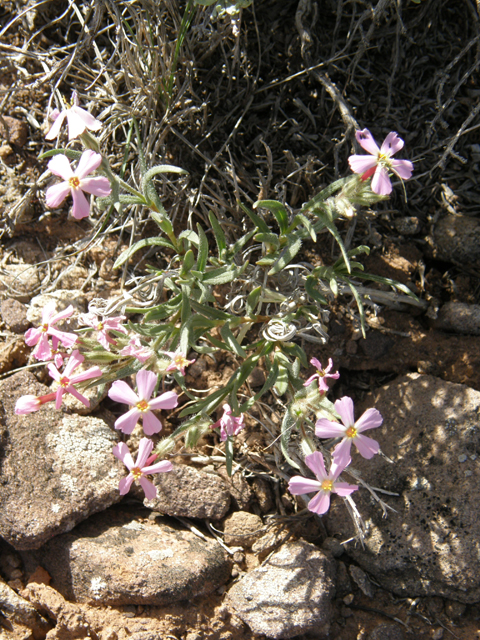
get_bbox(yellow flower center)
[41,323,49,332]
[175,355,187,366]
[321,479,333,492]
[136,399,150,412]
[97,322,104,330]
[59,376,70,388]
[346,426,357,439]
[131,466,143,480]
[69,176,81,188]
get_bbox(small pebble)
[458,454,467,462]
[432,629,444,640]
[343,593,354,605]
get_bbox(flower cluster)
[289,359,383,515]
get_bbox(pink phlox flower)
[164,351,196,376]
[210,403,244,442]
[45,91,103,141]
[14,392,57,415]
[45,150,112,220]
[108,369,178,435]
[48,349,102,409]
[288,451,358,515]
[50,335,69,368]
[348,128,414,195]
[113,437,173,500]
[24,301,77,361]
[79,312,127,350]
[303,357,340,392]
[315,396,383,468]
[120,337,152,363]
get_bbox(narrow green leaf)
[254,200,289,234]
[268,237,303,275]
[329,277,338,296]
[38,148,82,161]
[113,237,175,269]
[300,177,349,212]
[190,299,233,320]
[246,286,262,316]
[289,213,317,241]
[274,363,289,396]
[141,164,188,195]
[238,201,270,233]
[254,232,280,249]
[202,265,239,285]
[208,211,226,255]
[280,411,300,469]
[180,249,195,276]
[196,224,209,272]
[351,271,418,298]
[220,324,247,358]
[305,276,328,305]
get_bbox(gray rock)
[434,301,480,335]
[223,511,264,548]
[432,214,480,263]
[145,463,230,520]
[326,373,480,603]
[226,539,336,639]
[368,623,405,640]
[0,371,123,550]
[349,565,375,598]
[22,509,231,605]
[0,577,51,636]
[0,298,29,333]
[217,467,253,510]
[394,216,421,236]
[27,290,87,329]
[0,264,40,302]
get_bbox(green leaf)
[180,249,195,276]
[181,287,192,324]
[329,276,338,296]
[280,411,300,469]
[179,229,199,248]
[38,148,83,161]
[268,237,302,275]
[227,228,257,258]
[274,363,289,396]
[246,286,262,316]
[254,232,280,249]
[300,177,349,213]
[289,213,317,241]
[150,212,174,235]
[196,224,209,272]
[239,201,270,233]
[201,265,239,285]
[305,276,328,305]
[254,200,289,234]
[220,324,246,358]
[280,343,308,368]
[141,164,188,194]
[239,359,279,413]
[350,271,418,298]
[190,299,233,320]
[113,237,175,269]
[208,211,226,256]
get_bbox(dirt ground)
[1,0,480,638]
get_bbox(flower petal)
[136,437,154,468]
[119,475,135,495]
[305,451,327,481]
[45,182,71,209]
[355,407,383,433]
[33,334,52,361]
[380,131,404,156]
[348,154,377,175]
[143,460,173,474]
[315,418,346,439]
[69,366,102,384]
[48,154,74,180]
[55,387,65,410]
[354,433,380,459]
[308,490,331,515]
[391,158,414,180]
[148,390,179,411]
[136,370,158,401]
[108,380,139,406]
[115,408,141,434]
[47,362,61,383]
[333,482,359,496]
[70,105,102,134]
[67,385,90,407]
[356,129,380,155]
[48,327,78,348]
[371,167,392,195]
[24,327,42,346]
[142,411,163,436]
[71,188,91,220]
[80,177,112,197]
[334,396,355,427]
[113,442,134,469]
[49,305,74,325]
[139,476,157,500]
[76,150,103,179]
[63,350,84,377]
[331,438,353,469]
[288,476,322,495]
[45,110,67,140]
[65,108,88,140]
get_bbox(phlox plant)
[14,89,416,526]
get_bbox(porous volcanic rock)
[145,463,230,520]
[326,373,480,603]
[0,371,123,550]
[431,214,480,263]
[226,539,336,639]
[22,509,231,605]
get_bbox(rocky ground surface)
[1,0,480,639]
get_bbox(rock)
[0,264,40,302]
[0,577,51,638]
[368,623,405,640]
[434,302,480,334]
[0,298,29,333]
[445,600,466,619]
[226,539,336,639]
[394,216,421,236]
[432,214,480,263]
[27,290,87,329]
[217,467,253,510]
[0,371,123,550]
[322,537,344,558]
[223,511,264,548]
[349,565,375,598]
[326,373,480,603]
[0,336,29,373]
[0,116,28,147]
[248,367,265,387]
[251,476,274,512]
[358,330,394,360]
[251,525,291,559]
[145,463,230,520]
[22,509,231,605]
